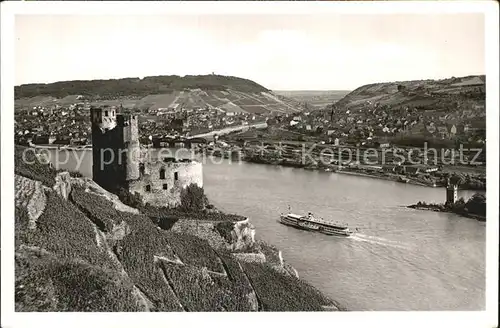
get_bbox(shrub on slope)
[71,186,119,232]
[159,253,256,312]
[15,206,31,250]
[15,146,57,187]
[163,232,223,273]
[16,191,114,270]
[214,221,235,243]
[115,230,184,311]
[15,255,141,312]
[241,262,333,311]
[465,193,486,217]
[72,185,159,233]
[257,241,282,266]
[214,253,256,311]
[160,263,226,311]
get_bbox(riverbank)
[241,155,442,188]
[23,144,486,191]
[335,170,434,188]
[30,144,92,151]
[407,204,486,221]
[407,193,486,222]
[238,153,485,191]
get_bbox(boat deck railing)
[302,216,350,228]
[282,212,354,229]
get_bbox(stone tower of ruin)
[90,106,140,192]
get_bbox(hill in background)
[15,75,305,114]
[15,75,270,98]
[274,90,351,110]
[307,75,487,148]
[333,75,485,112]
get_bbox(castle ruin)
[445,178,458,205]
[91,106,203,207]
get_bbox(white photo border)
[1,1,498,328]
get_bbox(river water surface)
[47,149,485,311]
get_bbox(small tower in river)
[445,177,458,205]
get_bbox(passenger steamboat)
[279,211,355,237]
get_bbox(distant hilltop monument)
[90,106,203,207]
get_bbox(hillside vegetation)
[15,75,269,99]
[274,90,351,109]
[15,75,305,114]
[409,192,486,221]
[333,75,485,112]
[14,146,340,312]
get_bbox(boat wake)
[349,233,411,250]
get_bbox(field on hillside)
[15,74,308,114]
[15,89,305,114]
[334,75,485,111]
[273,90,350,109]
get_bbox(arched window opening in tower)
[160,168,166,179]
[145,185,151,192]
[174,172,179,181]
[105,110,109,117]
[139,163,145,175]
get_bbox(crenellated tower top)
[90,106,117,132]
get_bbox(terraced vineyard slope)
[15,75,305,114]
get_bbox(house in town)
[437,126,449,139]
[450,124,457,136]
[403,165,439,175]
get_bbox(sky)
[15,14,485,90]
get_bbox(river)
[46,149,485,311]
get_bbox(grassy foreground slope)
[14,146,341,312]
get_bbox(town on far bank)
[14,74,486,191]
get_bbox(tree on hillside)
[448,173,465,186]
[464,193,486,217]
[179,184,208,212]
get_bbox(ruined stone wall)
[118,115,140,181]
[128,160,203,207]
[90,107,202,206]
